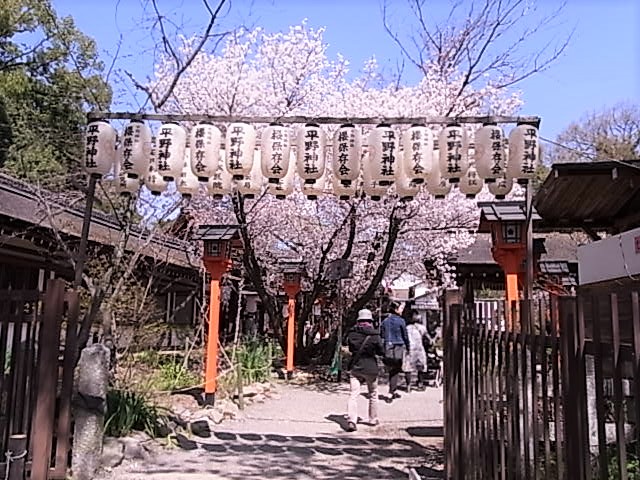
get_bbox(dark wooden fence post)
[7,434,26,480]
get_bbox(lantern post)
[281,259,305,380]
[199,225,240,406]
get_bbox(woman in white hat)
[342,308,384,432]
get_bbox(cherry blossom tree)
[150,22,521,357]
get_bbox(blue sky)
[53,0,639,139]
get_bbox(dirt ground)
[96,379,444,480]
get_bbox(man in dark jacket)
[380,301,410,401]
[343,308,384,432]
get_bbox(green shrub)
[151,356,200,392]
[105,389,165,437]
[236,338,274,384]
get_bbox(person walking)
[380,302,410,402]
[402,310,428,392]
[343,308,384,432]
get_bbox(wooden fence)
[444,289,640,480]
[0,279,77,480]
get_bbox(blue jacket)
[381,314,410,349]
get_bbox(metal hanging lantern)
[475,123,506,183]
[395,164,419,202]
[225,122,256,180]
[401,124,433,184]
[438,124,469,183]
[236,150,263,199]
[178,149,200,198]
[207,151,233,200]
[84,120,117,178]
[332,124,361,186]
[458,164,483,199]
[302,175,325,200]
[261,122,291,183]
[156,122,187,182]
[120,120,151,180]
[368,123,398,186]
[426,163,452,199]
[266,151,295,199]
[190,122,221,182]
[296,123,326,183]
[488,172,513,200]
[332,175,357,200]
[146,137,168,196]
[362,154,388,201]
[508,123,539,184]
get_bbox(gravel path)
[97,380,444,479]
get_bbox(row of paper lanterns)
[83,120,539,201]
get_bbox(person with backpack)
[343,308,384,432]
[381,301,410,402]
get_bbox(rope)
[4,449,27,480]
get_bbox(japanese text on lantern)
[228,125,245,170]
[303,129,320,175]
[468,169,480,186]
[490,129,503,175]
[410,129,424,175]
[122,124,140,172]
[522,128,537,174]
[336,130,352,176]
[381,130,396,176]
[157,127,173,172]
[193,127,207,173]
[446,129,463,174]
[269,128,287,176]
[85,124,100,168]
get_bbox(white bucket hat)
[357,309,373,321]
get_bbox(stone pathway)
[97,380,444,479]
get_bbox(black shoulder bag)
[347,335,372,371]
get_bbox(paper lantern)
[225,122,256,179]
[261,122,291,183]
[302,175,325,200]
[402,124,433,183]
[395,165,419,202]
[508,124,539,184]
[156,122,187,181]
[207,151,233,200]
[236,150,263,199]
[368,123,398,186]
[332,176,358,200]
[475,123,506,183]
[362,154,388,201]
[189,122,221,182]
[488,173,513,200]
[332,124,361,186]
[178,149,200,198]
[119,120,151,180]
[114,160,141,196]
[296,123,326,183]
[146,137,168,196]
[426,164,451,199]
[438,124,469,183]
[266,151,295,199]
[84,120,117,178]
[458,165,483,199]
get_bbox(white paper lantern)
[362,154,389,201]
[119,120,151,180]
[146,137,168,196]
[508,124,539,184]
[177,149,200,198]
[426,163,452,199]
[302,175,325,200]
[395,164,419,202]
[332,124,361,186]
[296,123,326,183]
[332,176,358,200]
[236,150,263,199]
[402,124,433,183]
[225,122,256,179]
[438,124,469,183]
[266,152,295,199]
[84,120,117,178]
[114,159,141,196]
[475,123,506,183]
[189,122,221,182]
[261,123,291,183]
[458,165,483,199]
[207,151,233,200]
[368,123,398,186]
[156,122,187,181]
[488,173,513,199]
